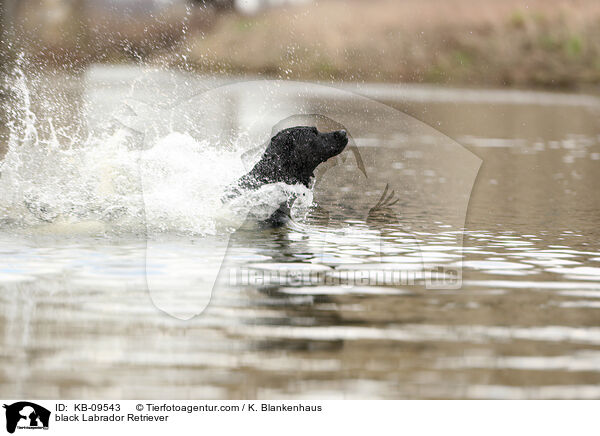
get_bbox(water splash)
[0,65,309,237]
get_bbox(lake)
[0,65,599,399]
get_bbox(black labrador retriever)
[223,126,348,226]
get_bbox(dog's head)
[266,126,348,178]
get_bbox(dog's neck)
[251,152,314,187]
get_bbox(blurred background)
[1,0,600,88]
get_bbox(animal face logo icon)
[3,402,50,434]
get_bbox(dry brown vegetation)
[178,0,600,87]
[8,0,600,87]
[12,0,210,69]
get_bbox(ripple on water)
[557,290,600,298]
[408,245,462,252]
[522,259,581,266]
[464,280,600,290]
[379,256,433,263]
[407,251,462,259]
[459,260,534,270]
[339,262,429,271]
[555,301,600,309]
[547,267,600,281]
[278,286,413,296]
[436,351,600,372]
[507,251,578,259]
[482,269,535,276]
[246,263,332,273]
[310,255,365,265]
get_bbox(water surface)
[1,66,599,399]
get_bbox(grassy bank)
[174,0,600,88]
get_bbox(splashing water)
[0,66,312,237]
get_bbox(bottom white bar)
[0,400,596,435]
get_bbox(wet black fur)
[223,126,348,226]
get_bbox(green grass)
[565,35,583,57]
[509,9,527,28]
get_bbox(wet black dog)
[223,126,348,226]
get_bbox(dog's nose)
[336,130,347,138]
